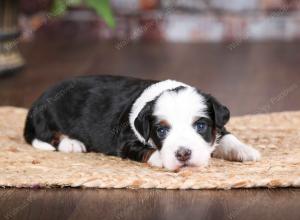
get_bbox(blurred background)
[0,0,299,115]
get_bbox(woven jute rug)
[0,106,299,189]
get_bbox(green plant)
[51,0,115,28]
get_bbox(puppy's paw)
[213,144,261,162]
[32,139,56,151]
[224,143,261,162]
[147,150,163,168]
[238,144,261,161]
[213,134,261,162]
[58,138,87,153]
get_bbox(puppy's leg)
[212,128,261,162]
[122,142,163,167]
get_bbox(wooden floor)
[0,188,299,220]
[0,32,300,220]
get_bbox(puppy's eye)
[156,127,169,139]
[194,121,208,134]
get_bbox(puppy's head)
[134,86,229,170]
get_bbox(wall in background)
[19,0,300,43]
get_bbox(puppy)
[24,75,260,171]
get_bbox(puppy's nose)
[175,147,191,162]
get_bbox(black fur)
[24,75,156,160]
[202,92,231,142]
[134,100,155,143]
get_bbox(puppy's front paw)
[213,144,261,162]
[213,134,261,162]
[147,150,163,168]
[232,144,261,162]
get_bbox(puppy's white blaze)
[153,87,212,170]
[129,79,190,145]
[154,87,207,122]
[32,139,56,151]
[58,137,87,153]
[215,134,261,161]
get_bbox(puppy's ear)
[207,95,230,128]
[134,102,153,142]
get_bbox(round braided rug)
[0,107,299,189]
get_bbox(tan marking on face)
[158,120,170,127]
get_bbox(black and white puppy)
[24,75,260,171]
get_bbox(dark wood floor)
[0,188,299,220]
[0,31,300,220]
